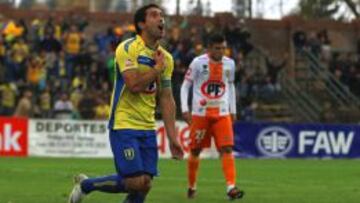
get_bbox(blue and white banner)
[233,122,360,158]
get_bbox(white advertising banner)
[29,119,218,158]
[29,119,111,157]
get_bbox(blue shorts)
[109,129,158,177]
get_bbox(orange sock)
[221,152,236,187]
[187,154,200,189]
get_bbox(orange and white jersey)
[180,54,236,117]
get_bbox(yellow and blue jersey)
[108,35,174,130]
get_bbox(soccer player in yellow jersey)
[68,4,184,203]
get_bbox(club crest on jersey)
[202,65,209,74]
[225,70,230,79]
[125,59,134,68]
[124,148,135,160]
[201,80,226,99]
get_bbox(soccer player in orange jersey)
[180,32,244,200]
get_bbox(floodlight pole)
[176,0,180,15]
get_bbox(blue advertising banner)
[233,122,360,158]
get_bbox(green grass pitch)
[0,158,360,203]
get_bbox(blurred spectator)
[63,24,83,80]
[224,21,253,57]
[94,30,112,57]
[11,37,29,81]
[0,82,18,115]
[94,97,110,120]
[43,17,56,38]
[17,19,28,40]
[72,74,87,90]
[53,51,69,89]
[39,86,52,118]
[240,99,257,122]
[39,32,62,53]
[14,89,33,117]
[307,31,322,58]
[53,92,73,119]
[54,92,73,111]
[77,90,96,119]
[201,22,214,47]
[3,20,25,42]
[29,18,42,51]
[0,37,5,81]
[292,29,307,49]
[318,29,331,61]
[264,53,288,93]
[26,55,45,92]
[70,85,84,112]
[106,50,115,84]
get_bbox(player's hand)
[154,49,165,73]
[231,114,237,122]
[169,139,184,160]
[182,112,192,125]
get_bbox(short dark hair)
[134,4,162,34]
[208,32,226,46]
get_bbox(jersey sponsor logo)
[125,59,134,68]
[199,99,207,106]
[124,148,135,160]
[200,80,226,99]
[256,126,293,157]
[0,117,28,157]
[225,70,230,79]
[137,55,155,67]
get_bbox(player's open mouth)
[158,25,164,31]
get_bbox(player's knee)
[142,175,152,193]
[219,146,233,155]
[124,175,152,193]
[191,148,202,157]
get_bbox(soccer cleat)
[187,188,196,199]
[122,194,132,203]
[227,187,244,200]
[68,174,88,203]
[122,197,130,203]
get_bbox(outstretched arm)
[229,81,237,121]
[159,85,184,160]
[180,78,192,125]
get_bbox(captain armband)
[161,79,172,89]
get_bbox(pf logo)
[0,117,28,157]
[256,126,293,157]
[201,80,225,99]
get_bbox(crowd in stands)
[2,14,358,122]
[0,14,280,121]
[0,15,116,119]
[293,28,360,97]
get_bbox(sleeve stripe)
[124,37,136,52]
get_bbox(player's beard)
[149,26,165,41]
[210,54,223,62]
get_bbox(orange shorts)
[189,115,234,149]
